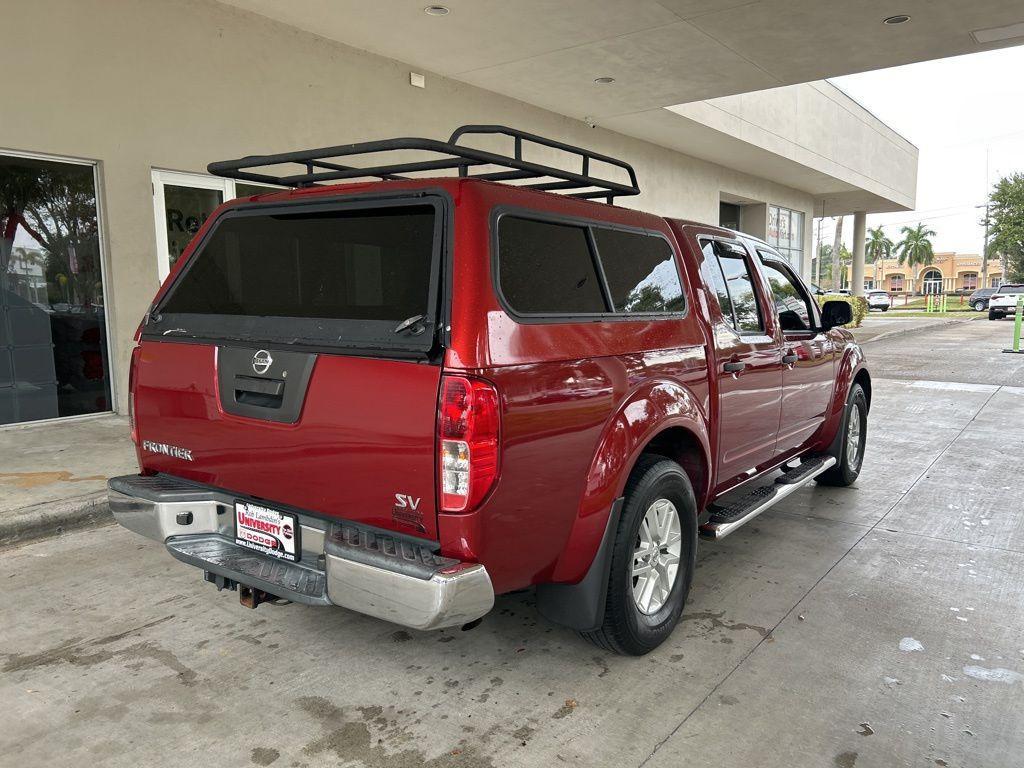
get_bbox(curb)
[0,491,113,548]
[854,316,974,345]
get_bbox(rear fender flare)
[549,379,710,584]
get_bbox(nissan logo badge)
[252,349,273,374]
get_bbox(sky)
[820,45,1024,256]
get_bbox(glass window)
[701,240,734,322]
[592,228,685,314]
[0,154,112,425]
[163,184,223,270]
[701,240,763,333]
[767,204,805,268]
[498,217,606,315]
[758,252,814,332]
[156,204,439,350]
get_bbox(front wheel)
[816,383,868,487]
[581,455,697,656]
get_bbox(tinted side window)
[706,241,763,333]
[593,229,685,313]
[757,253,814,331]
[498,217,606,314]
[701,240,734,321]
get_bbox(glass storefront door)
[0,153,112,425]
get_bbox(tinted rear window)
[153,203,440,351]
[593,228,685,313]
[497,217,606,314]
[1001,285,1024,294]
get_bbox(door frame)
[1,146,117,423]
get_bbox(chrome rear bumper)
[108,474,494,631]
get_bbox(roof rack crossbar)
[208,126,640,203]
[278,156,487,187]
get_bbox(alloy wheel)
[847,402,863,471]
[631,499,682,614]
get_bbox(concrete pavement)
[851,314,976,345]
[3,374,1023,768]
[862,316,1024,386]
[0,415,136,545]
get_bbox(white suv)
[987,284,1024,320]
[866,290,892,311]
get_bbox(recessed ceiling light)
[882,14,910,25]
[424,5,450,15]
[594,77,616,84]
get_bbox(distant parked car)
[968,287,997,312]
[987,284,1024,320]
[866,290,891,311]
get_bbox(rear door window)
[701,240,763,333]
[152,201,442,352]
[497,217,606,315]
[592,228,685,313]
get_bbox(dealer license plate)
[234,501,300,562]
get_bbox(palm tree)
[866,226,894,289]
[896,223,936,269]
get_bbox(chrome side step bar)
[699,455,837,540]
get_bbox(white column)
[851,211,867,298]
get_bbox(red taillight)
[438,375,500,513]
[128,345,141,445]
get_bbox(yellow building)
[846,253,1002,295]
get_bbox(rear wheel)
[581,455,697,656]
[973,300,986,312]
[989,310,1002,321]
[816,383,867,487]
[880,306,889,312]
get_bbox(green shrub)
[817,294,869,328]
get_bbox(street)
[4,323,1024,768]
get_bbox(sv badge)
[392,493,426,533]
[394,493,421,510]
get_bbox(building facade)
[847,252,1002,295]
[0,0,919,427]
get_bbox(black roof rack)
[207,125,640,204]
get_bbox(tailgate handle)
[234,375,284,408]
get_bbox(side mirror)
[821,300,853,331]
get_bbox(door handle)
[782,352,798,365]
[723,361,746,373]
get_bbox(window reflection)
[0,155,111,424]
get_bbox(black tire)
[581,455,697,656]
[989,310,1002,321]
[880,306,889,312]
[816,383,868,487]
[973,301,986,312]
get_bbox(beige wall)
[669,81,918,215]
[2,0,817,413]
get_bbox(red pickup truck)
[110,126,869,655]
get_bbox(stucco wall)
[2,0,817,412]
